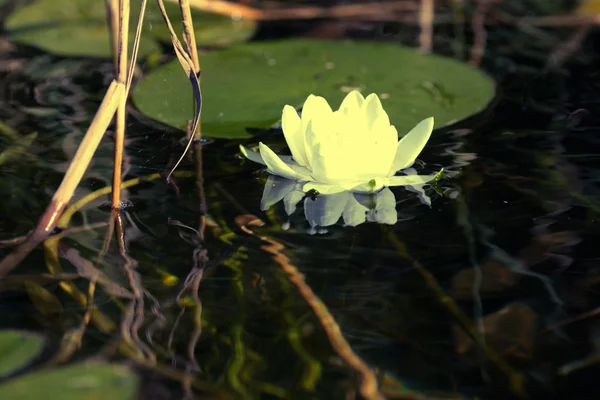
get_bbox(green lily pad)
[5,0,256,58]
[0,330,45,378]
[0,363,139,400]
[133,39,495,139]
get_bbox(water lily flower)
[240,90,440,195]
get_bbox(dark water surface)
[1,4,600,400]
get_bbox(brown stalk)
[469,0,499,67]
[112,0,131,208]
[419,0,434,53]
[179,0,200,75]
[105,0,120,69]
[0,81,125,279]
[236,216,384,400]
[519,14,600,27]
[193,141,207,242]
[169,0,417,21]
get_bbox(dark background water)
[1,0,600,399]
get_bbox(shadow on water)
[1,2,600,399]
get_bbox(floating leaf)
[133,39,495,139]
[0,363,139,400]
[5,0,256,58]
[0,330,45,379]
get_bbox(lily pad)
[0,363,139,400]
[0,330,45,378]
[5,0,256,58]
[133,39,495,139]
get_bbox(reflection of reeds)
[237,215,385,400]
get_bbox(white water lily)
[240,90,440,195]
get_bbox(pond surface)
[1,2,600,400]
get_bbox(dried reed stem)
[111,0,130,208]
[419,0,434,53]
[0,81,125,278]
[105,0,120,69]
[156,0,202,180]
[179,0,202,141]
[179,0,200,74]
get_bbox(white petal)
[367,116,397,176]
[373,188,398,225]
[304,192,349,227]
[302,96,333,166]
[342,194,368,227]
[302,181,346,195]
[386,172,439,187]
[239,144,265,165]
[362,93,384,128]
[301,95,332,126]
[260,175,297,211]
[308,138,351,184]
[259,143,311,181]
[338,90,364,114]
[241,144,298,167]
[403,168,432,207]
[283,189,305,215]
[282,105,309,167]
[389,117,434,174]
[405,185,432,207]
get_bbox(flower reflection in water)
[261,175,433,234]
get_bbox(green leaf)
[0,330,45,378]
[133,39,496,139]
[5,0,256,58]
[0,363,139,400]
